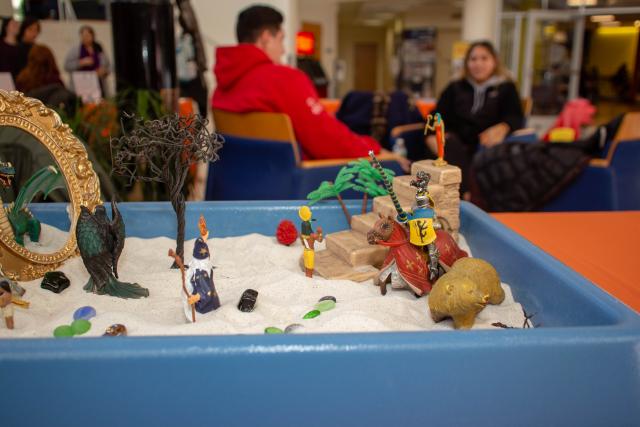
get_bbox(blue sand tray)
[3,201,639,427]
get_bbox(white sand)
[0,233,527,338]
[23,223,69,254]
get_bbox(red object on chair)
[543,98,596,142]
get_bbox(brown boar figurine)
[428,271,489,329]
[450,257,505,305]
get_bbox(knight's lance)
[368,151,408,223]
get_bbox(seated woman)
[430,40,524,196]
[15,44,76,114]
[64,25,111,97]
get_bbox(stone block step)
[373,195,460,231]
[325,229,389,268]
[311,250,379,282]
[393,175,445,204]
[350,211,380,235]
[372,196,412,219]
[411,160,462,186]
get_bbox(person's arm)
[63,47,80,72]
[277,70,381,159]
[479,82,525,147]
[499,81,524,133]
[99,51,111,74]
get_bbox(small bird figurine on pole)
[424,113,447,167]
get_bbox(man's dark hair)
[236,5,283,43]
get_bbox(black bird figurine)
[75,201,149,299]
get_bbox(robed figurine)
[183,216,220,321]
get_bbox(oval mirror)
[0,90,101,281]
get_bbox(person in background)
[212,5,400,162]
[64,25,111,96]
[176,11,207,117]
[15,44,76,115]
[0,17,21,78]
[431,40,524,196]
[16,44,63,93]
[15,16,40,76]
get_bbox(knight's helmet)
[412,171,433,210]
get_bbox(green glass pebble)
[264,327,284,334]
[53,325,74,338]
[303,309,321,319]
[314,300,336,312]
[71,319,91,335]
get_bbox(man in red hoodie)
[211,5,387,160]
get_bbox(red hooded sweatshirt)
[211,44,381,160]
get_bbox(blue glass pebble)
[73,306,96,321]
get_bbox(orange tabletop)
[492,211,640,312]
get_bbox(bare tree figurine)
[111,114,224,267]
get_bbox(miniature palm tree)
[111,114,223,267]
[347,159,395,214]
[306,167,355,225]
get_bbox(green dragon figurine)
[0,160,66,246]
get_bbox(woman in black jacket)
[430,40,524,195]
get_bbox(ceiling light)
[590,15,615,23]
[567,0,597,6]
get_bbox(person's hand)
[479,122,509,147]
[380,148,411,173]
[96,67,108,78]
[79,57,94,67]
[188,294,200,305]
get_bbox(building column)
[461,0,501,44]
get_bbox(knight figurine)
[404,170,440,280]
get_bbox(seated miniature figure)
[183,216,220,321]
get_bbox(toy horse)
[367,214,467,296]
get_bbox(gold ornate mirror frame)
[0,90,102,281]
